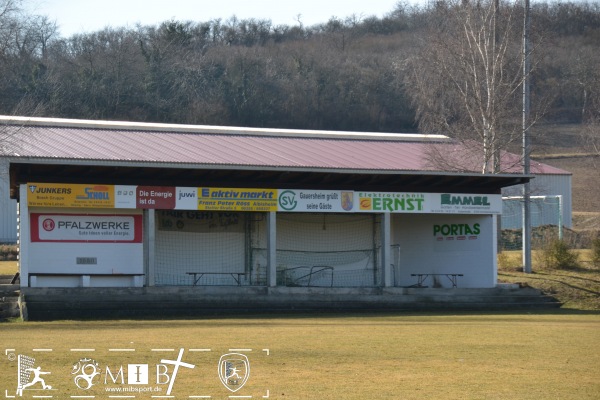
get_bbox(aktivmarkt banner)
[26,183,502,214]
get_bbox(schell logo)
[278,190,297,211]
[76,186,110,200]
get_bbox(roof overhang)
[8,158,531,200]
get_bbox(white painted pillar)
[381,213,392,287]
[492,214,498,286]
[267,211,277,287]
[19,184,30,288]
[146,209,156,286]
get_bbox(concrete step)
[0,297,20,319]
[19,286,562,320]
[0,274,19,285]
[0,279,21,320]
[0,286,20,298]
[0,298,19,310]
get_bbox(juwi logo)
[441,194,491,206]
[278,190,297,210]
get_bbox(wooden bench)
[186,272,246,286]
[410,273,463,288]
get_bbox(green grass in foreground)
[0,313,599,399]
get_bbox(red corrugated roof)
[2,118,570,175]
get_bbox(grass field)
[0,313,599,399]
[2,259,599,399]
[0,261,17,275]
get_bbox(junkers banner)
[30,214,143,243]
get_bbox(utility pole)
[522,0,532,273]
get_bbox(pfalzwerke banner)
[30,214,142,243]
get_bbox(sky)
[26,0,408,38]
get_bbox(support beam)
[267,212,277,287]
[381,213,392,287]
[146,209,156,286]
[18,184,29,287]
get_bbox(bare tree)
[573,40,600,167]
[0,0,22,157]
[403,0,537,173]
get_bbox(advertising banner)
[356,192,502,214]
[137,186,176,209]
[115,185,137,208]
[198,187,278,212]
[429,193,502,214]
[26,183,502,214]
[27,183,115,208]
[30,214,143,243]
[433,222,482,251]
[157,211,244,233]
[356,192,427,213]
[277,189,353,212]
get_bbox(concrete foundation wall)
[19,286,560,320]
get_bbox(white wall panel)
[391,214,495,288]
[0,161,17,242]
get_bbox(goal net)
[154,211,268,285]
[276,213,381,287]
[501,195,563,250]
[17,355,36,392]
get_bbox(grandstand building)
[1,116,565,317]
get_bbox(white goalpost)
[501,195,563,250]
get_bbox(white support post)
[381,213,392,287]
[492,214,498,286]
[267,212,277,287]
[18,184,30,288]
[146,209,156,286]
